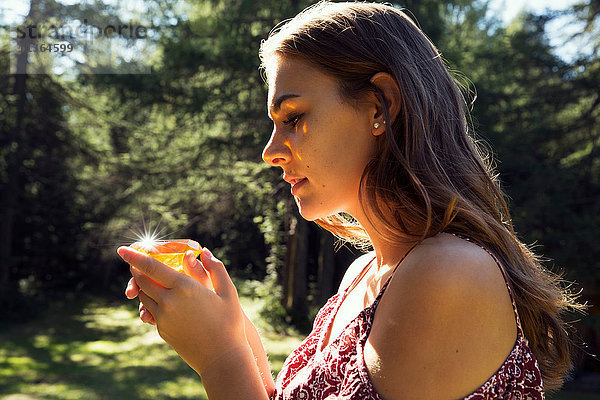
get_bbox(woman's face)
[262,56,379,221]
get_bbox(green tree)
[440,1,599,371]
[0,0,167,316]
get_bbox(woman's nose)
[262,131,292,166]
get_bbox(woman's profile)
[118,2,582,399]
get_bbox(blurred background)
[0,0,598,398]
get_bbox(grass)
[0,285,304,400]
[0,285,598,399]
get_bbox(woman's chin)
[295,201,318,221]
[294,197,335,222]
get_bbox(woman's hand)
[118,246,246,376]
[125,250,215,325]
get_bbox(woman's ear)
[370,72,402,135]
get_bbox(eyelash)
[283,114,302,128]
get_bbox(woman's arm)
[183,253,275,394]
[126,253,276,395]
[195,342,270,400]
[119,246,271,399]
[243,310,276,396]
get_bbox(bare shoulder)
[379,233,511,309]
[364,233,517,399]
[386,233,513,321]
[403,232,505,288]
[337,251,375,294]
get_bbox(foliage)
[0,0,310,317]
[254,197,292,331]
[448,9,600,286]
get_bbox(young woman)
[118,2,581,399]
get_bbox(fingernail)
[117,246,128,259]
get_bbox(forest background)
[0,0,599,397]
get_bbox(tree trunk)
[0,0,37,294]
[283,200,309,329]
[317,230,335,305]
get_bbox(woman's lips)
[291,178,308,196]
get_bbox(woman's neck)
[352,209,417,271]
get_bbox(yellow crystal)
[131,239,202,273]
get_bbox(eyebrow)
[269,93,301,113]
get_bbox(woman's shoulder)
[387,232,515,332]
[404,232,504,284]
[364,232,519,399]
[406,233,499,277]
[337,251,376,294]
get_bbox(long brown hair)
[259,1,583,390]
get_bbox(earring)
[374,122,380,129]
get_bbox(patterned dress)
[271,234,544,399]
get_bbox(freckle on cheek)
[322,184,325,188]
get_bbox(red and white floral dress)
[271,234,544,399]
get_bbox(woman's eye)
[283,114,302,128]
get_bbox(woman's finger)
[131,266,168,302]
[139,302,156,325]
[183,250,214,290]
[138,290,159,318]
[117,246,180,288]
[200,248,237,299]
[125,276,141,299]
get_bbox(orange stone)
[131,239,202,273]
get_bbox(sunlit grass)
[0,287,303,400]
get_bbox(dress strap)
[342,254,377,297]
[342,243,418,313]
[371,241,420,306]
